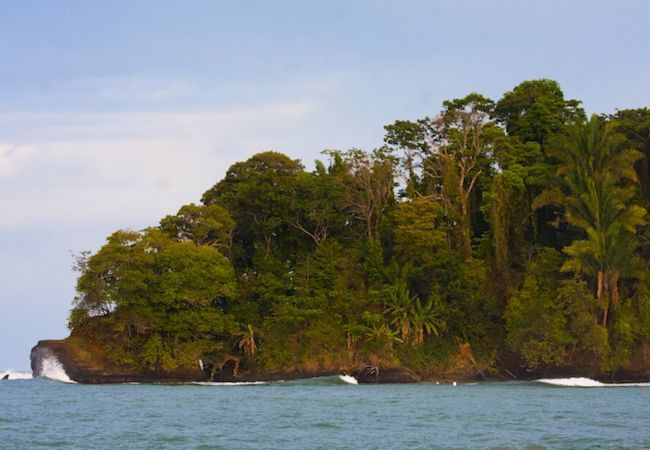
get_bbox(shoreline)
[30,338,650,385]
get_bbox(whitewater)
[2,353,73,383]
[5,355,650,389]
[537,376,650,388]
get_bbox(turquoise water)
[2,376,650,449]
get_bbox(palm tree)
[562,175,645,324]
[385,286,443,345]
[343,321,365,361]
[546,115,647,325]
[411,297,443,345]
[384,286,414,342]
[362,323,402,354]
[236,324,257,356]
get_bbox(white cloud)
[0,102,316,230]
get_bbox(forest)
[68,79,650,378]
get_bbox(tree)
[160,203,235,253]
[385,286,414,342]
[70,228,238,349]
[505,248,608,369]
[494,79,585,147]
[202,151,304,261]
[236,324,258,357]
[291,164,348,247]
[384,284,442,345]
[393,197,447,263]
[483,137,548,288]
[384,119,431,198]
[328,148,397,241]
[546,116,646,325]
[410,296,443,345]
[493,80,585,250]
[424,93,501,258]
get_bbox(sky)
[1,0,649,369]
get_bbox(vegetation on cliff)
[68,79,650,377]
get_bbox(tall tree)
[291,162,348,247]
[493,79,585,147]
[327,148,397,241]
[424,93,500,258]
[202,151,304,262]
[384,119,431,199]
[494,80,586,248]
[70,229,238,351]
[545,116,646,325]
[159,203,235,254]
[611,108,650,200]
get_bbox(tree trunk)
[459,200,472,259]
[597,270,604,303]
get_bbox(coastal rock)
[30,339,204,384]
[353,365,419,384]
[30,336,650,384]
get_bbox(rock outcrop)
[353,365,419,383]
[30,337,650,384]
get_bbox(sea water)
[2,368,650,449]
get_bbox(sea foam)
[536,377,650,387]
[38,355,75,383]
[339,374,359,385]
[191,381,267,386]
[1,370,33,380]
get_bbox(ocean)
[2,365,650,449]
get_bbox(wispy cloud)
[0,102,316,229]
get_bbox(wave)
[339,374,358,385]
[192,375,359,387]
[278,375,359,386]
[1,370,33,381]
[536,377,650,388]
[191,381,268,386]
[37,355,75,383]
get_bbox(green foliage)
[69,79,650,377]
[70,228,238,369]
[505,249,571,369]
[494,79,585,146]
[506,249,610,370]
[160,203,235,253]
[546,115,647,325]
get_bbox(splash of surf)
[1,370,33,380]
[339,374,358,385]
[38,355,75,383]
[537,377,650,387]
[191,381,267,386]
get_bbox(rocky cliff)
[30,337,650,384]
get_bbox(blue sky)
[1,0,649,369]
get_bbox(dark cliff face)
[30,339,205,384]
[29,338,418,384]
[30,337,650,384]
[352,366,419,384]
[30,344,56,378]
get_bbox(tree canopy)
[69,79,650,376]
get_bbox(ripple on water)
[1,380,650,449]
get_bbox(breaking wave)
[37,355,75,383]
[191,381,267,386]
[536,377,650,388]
[190,375,360,387]
[1,370,33,381]
[339,374,358,385]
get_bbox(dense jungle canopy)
[68,79,650,375]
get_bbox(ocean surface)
[2,367,650,449]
